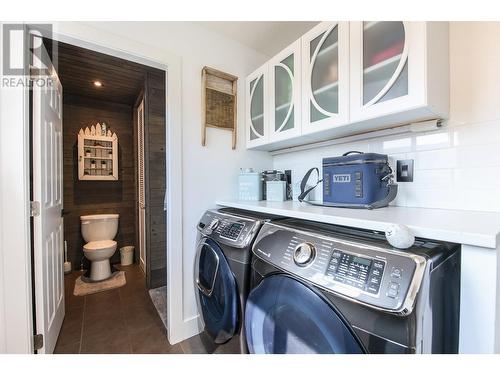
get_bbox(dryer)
[194,208,278,353]
[245,219,461,354]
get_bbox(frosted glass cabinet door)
[301,21,350,135]
[350,22,426,122]
[269,39,301,142]
[246,64,269,148]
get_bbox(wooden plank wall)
[144,70,167,289]
[63,94,136,270]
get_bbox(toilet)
[80,214,119,281]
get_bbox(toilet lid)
[83,240,117,251]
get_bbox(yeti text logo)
[333,174,351,183]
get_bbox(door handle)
[61,209,70,217]
[196,277,216,297]
[195,244,220,297]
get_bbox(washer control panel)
[252,222,426,313]
[220,222,245,241]
[197,210,262,248]
[326,250,385,295]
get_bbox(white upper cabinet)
[245,21,449,151]
[350,21,449,125]
[246,63,269,148]
[301,21,350,135]
[269,40,302,142]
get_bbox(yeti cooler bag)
[298,151,397,209]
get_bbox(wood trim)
[133,90,144,267]
[201,68,207,147]
[143,70,167,289]
[202,66,238,82]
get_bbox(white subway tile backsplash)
[369,134,413,154]
[412,169,454,188]
[409,148,458,170]
[415,131,452,151]
[452,120,500,147]
[404,187,459,210]
[460,188,500,212]
[272,120,500,213]
[454,167,500,189]
[456,145,500,167]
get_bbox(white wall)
[273,22,500,213]
[53,22,272,341]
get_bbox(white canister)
[238,169,262,201]
[266,181,287,202]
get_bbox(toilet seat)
[83,240,117,251]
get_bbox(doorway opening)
[33,37,169,353]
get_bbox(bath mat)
[73,271,126,296]
[149,286,167,330]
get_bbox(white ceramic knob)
[385,224,415,249]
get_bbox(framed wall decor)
[77,123,118,180]
[201,66,238,149]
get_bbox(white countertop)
[216,200,500,249]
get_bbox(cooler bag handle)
[342,151,364,156]
[297,167,323,202]
[298,166,398,210]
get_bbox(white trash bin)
[120,246,135,266]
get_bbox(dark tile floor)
[54,264,189,354]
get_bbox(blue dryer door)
[245,274,365,354]
[195,238,239,344]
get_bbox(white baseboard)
[168,315,202,345]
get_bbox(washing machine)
[194,208,279,353]
[245,219,461,354]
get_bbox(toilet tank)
[80,214,119,242]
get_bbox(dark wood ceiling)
[44,39,151,105]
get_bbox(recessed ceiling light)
[93,81,102,87]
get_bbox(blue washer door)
[195,238,239,344]
[245,274,365,354]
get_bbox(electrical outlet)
[396,159,414,182]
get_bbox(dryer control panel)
[252,222,427,314]
[197,210,263,248]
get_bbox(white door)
[301,21,350,135]
[269,39,302,142]
[349,21,426,122]
[137,100,146,273]
[32,38,65,354]
[246,63,269,149]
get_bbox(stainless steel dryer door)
[195,238,239,344]
[245,274,366,354]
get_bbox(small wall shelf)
[78,123,118,181]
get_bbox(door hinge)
[30,201,40,217]
[34,334,44,351]
[29,65,51,79]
